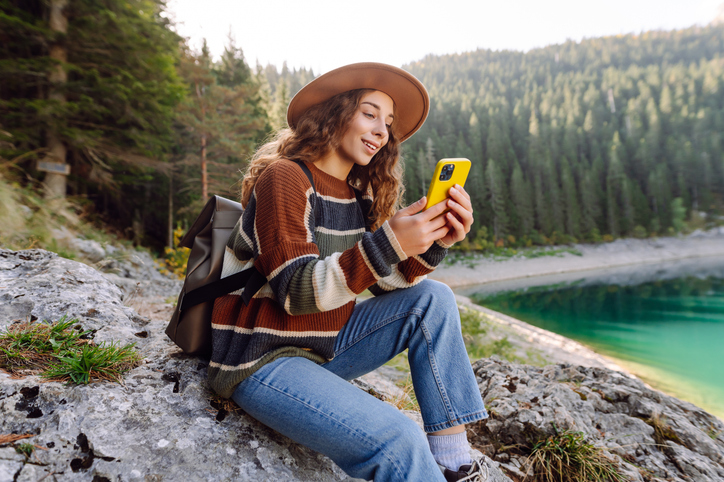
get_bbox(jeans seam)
[247,374,407,480]
[334,308,425,356]
[420,318,456,421]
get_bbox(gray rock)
[469,358,724,482]
[0,249,353,481]
[51,227,106,262]
[0,249,141,344]
[96,247,175,284]
[12,247,724,481]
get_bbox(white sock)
[427,432,472,471]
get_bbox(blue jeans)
[231,280,487,481]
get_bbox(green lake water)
[463,257,724,420]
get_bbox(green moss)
[15,442,35,457]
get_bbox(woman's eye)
[364,112,374,119]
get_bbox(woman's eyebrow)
[361,101,395,120]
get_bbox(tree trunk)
[44,0,69,199]
[195,81,208,202]
[168,170,174,249]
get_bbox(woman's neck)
[315,150,354,181]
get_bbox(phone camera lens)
[439,164,454,181]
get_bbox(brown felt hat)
[286,62,430,143]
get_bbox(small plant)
[632,225,648,239]
[460,308,487,337]
[390,376,420,412]
[706,424,722,440]
[43,342,140,384]
[526,426,624,482]
[0,316,140,384]
[645,413,682,447]
[466,337,518,362]
[161,223,190,279]
[0,316,90,373]
[15,442,34,457]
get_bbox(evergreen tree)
[1,0,184,242]
[401,26,724,245]
[510,162,534,235]
[270,80,290,131]
[544,152,565,234]
[175,38,267,203]
[486,158,508,239]
[560,157,581,237]
[606,133,625,236]
[580,170,602,236]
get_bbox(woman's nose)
[372,118,388,140]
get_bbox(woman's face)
[336,90,394,169]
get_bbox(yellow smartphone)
[424,158,471,210]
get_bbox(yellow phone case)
[424,158,471,210]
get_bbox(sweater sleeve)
[243,161,408,315]
[368,239,448,295]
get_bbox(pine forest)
[2,0,724,254]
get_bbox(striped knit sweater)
[208,159,448,398]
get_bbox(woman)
[209,63,488,481]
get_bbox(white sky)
[166,0,724,74]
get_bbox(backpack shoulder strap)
[291,159,317,196]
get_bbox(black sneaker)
[439,458,488,481]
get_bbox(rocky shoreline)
[429,230,724,389]
[429,228,724,290]
[1,247,724,481]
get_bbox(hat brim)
[286,62,429,143]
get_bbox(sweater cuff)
[380,221,409,262]
[418,239,448,268]
[435,238,453,249]
[359,221,408,279]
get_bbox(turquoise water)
[467,259,724,419]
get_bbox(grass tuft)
[43,342,140,384]
[390,376,420,412]
[0,316,141,384]
[645,413,682,447]
[525,427,624,482]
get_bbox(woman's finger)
[448,188,473,214]
[445,211,466,241]
[447,199,473,231]
[450,184,471,203]
[431,224,450,241]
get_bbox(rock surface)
[0,249,508,481]
[0,249,353,481]
[469,358,724,481]
[3,248,723,481]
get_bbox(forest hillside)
[401,27,724,248]
[1,0,723,256]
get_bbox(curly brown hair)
[240,89,404,231]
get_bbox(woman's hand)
[388,197,449,257]
[438,185,474,247]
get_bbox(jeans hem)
[423,409,489,433]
